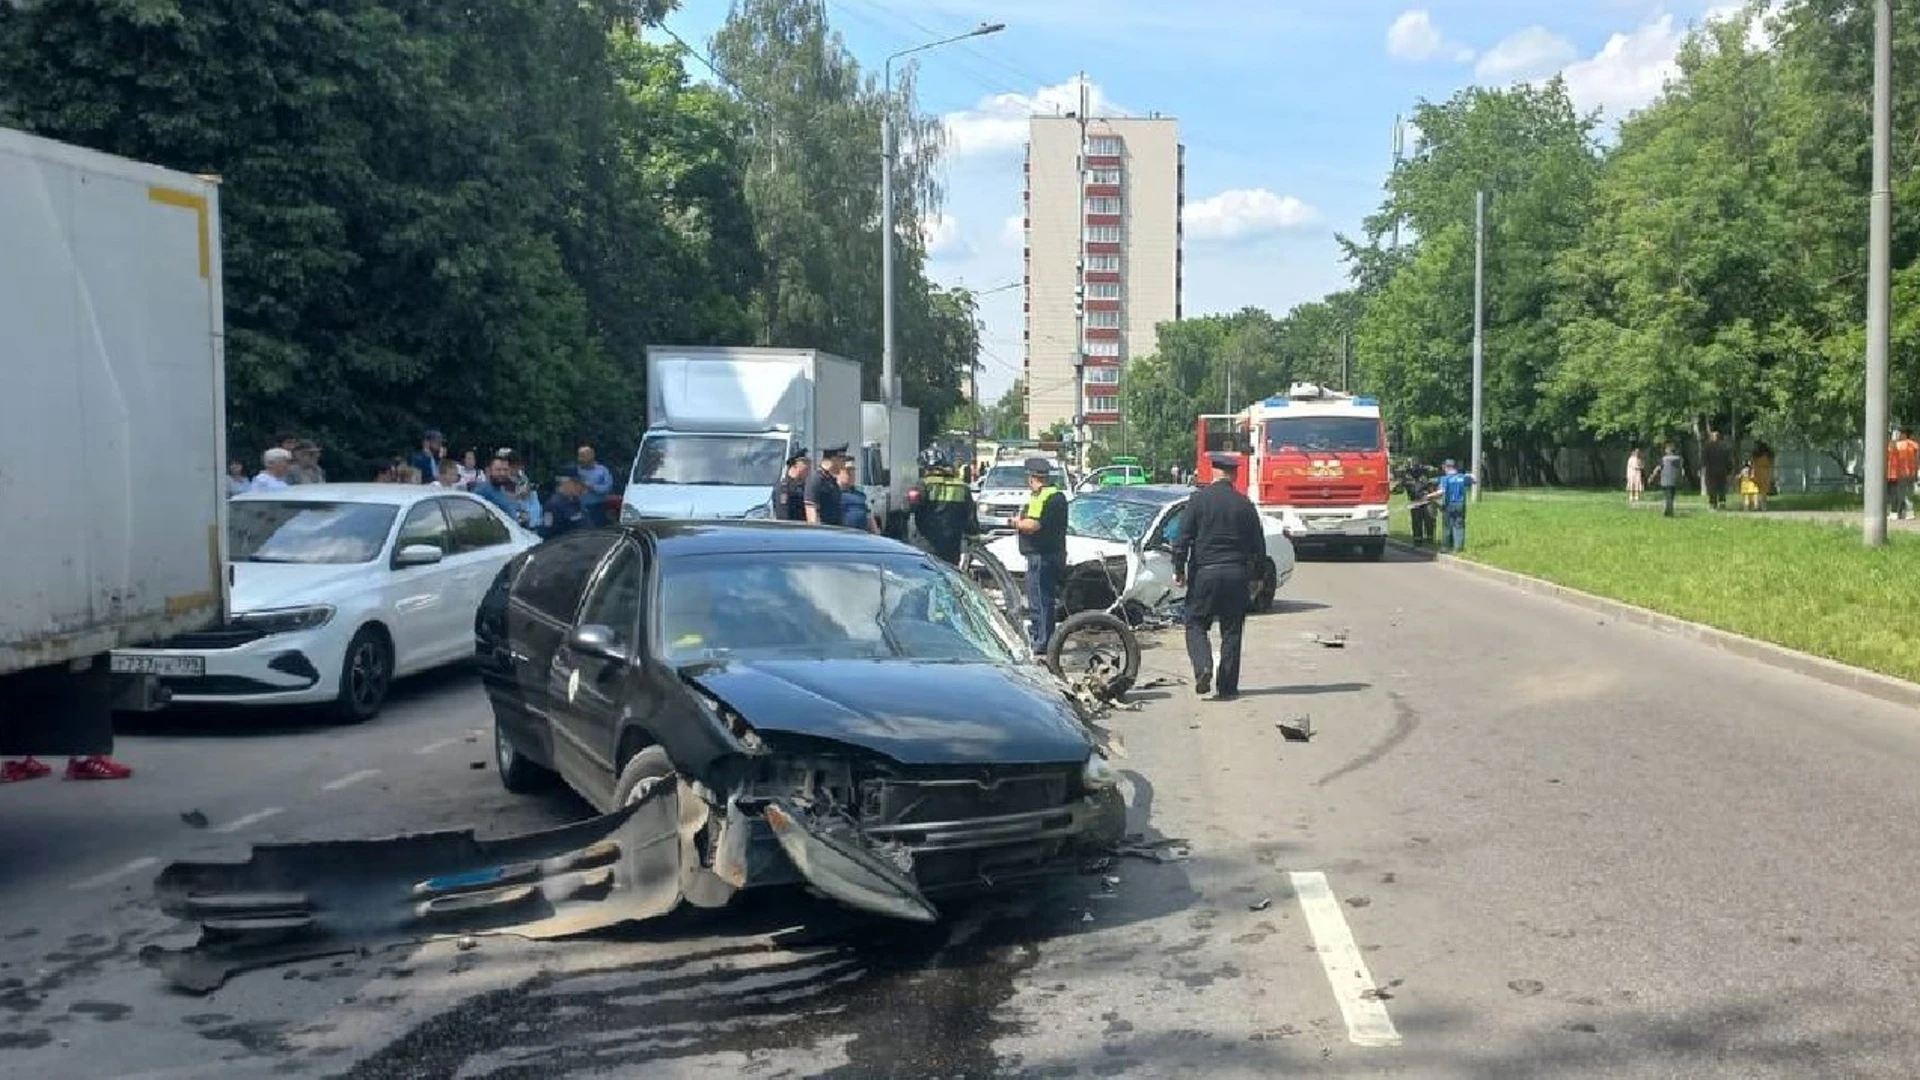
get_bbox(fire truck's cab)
[1195,383,1392,560]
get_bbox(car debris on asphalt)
[1276,715,1314,742]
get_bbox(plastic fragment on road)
[1113,835,1190,863]
[1311,628,1350,649]
[1276,715,1314,742]
[1249,896,1273,912]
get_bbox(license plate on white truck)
[110,653,204,678]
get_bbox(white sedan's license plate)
[110,653,205,678]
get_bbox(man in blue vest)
[1436,458,1477,552]
[1013,457,1068,654]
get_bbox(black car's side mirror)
[569,623,629,663]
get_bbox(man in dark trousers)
[771,451,809,521]
[1013,457,1068,654]
[1172,452,1266,701]
[805,444,848,526]
[1701,427,1732,510]
[910,451,978,565]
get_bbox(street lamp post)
[1864,0,1892,545]
[1471,188,1486,503]
[882,22,1004,408]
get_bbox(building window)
[1084,225,1122,243]
[1086,309,1121,328]
[1086,281,1121,300]
[1088,168,1122,185]
[1083,338,1121,357]
[1088,135,1122,156]
[1086,254,1120,272]
[1084,392,1120,413]
[1085,366,1121,385]
[1086,196,1122,215]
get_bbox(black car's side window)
[578,543,645,650]
[512,532,618,623]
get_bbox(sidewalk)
[1623,501,1920,532]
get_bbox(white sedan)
[985,483,1296,613]
[111,484,540,722]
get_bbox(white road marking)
[1289,870,1402,1048]
[322,768,381,792]
[70,856,158,891]
[414,737,460,756]
[214,807,284,834]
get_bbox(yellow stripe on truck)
[146,185,210,279]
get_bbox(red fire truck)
[1195,383,1392,560]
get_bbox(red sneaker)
[2,758,52,783]
[64,755,133,781]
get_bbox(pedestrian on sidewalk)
[1172,451,1264,702]
[1436,459,1476,551]
[1658,442,1683,518]
[1889,426,1917,520]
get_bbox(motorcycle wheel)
[960,542,1024,626]
[1045,610,1141,699]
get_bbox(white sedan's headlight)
[232,605,335,635]
[1082,753,1121,790]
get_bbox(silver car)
[973,463,1070,532]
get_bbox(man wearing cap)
[805,444,849,526]
[1172,452,1265,701]
[409,430,446,484]
[771,451,810,521]
[287,440,327,485]
[910,451,978,566]
[1435,458,1476,551]
[1014,457,1069,653]
[251,447,294,492]
[541,468,592,539]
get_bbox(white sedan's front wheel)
[330,626,392,725]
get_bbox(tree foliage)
[0,0,971,474]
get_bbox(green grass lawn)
[1388,490,1920,683]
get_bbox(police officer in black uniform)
[770,451,810,521]
[910,449,978,565]
[805,443,848,526]
[1399,459,1438,546]
[1171,451,1266,701]
[1014,457,1068,654]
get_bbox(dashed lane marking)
[70,856,159,891]
[321,768,381,792]
[213,807,284,834]
[1290,870,1402,1047]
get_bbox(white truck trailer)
[0,127,229,755]
[620,346,864,521]
[860,401,920,538]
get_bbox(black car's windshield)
[631,434,787,486]
[229,501,399,564]
[659,553,1022,664]
[1068,493,1179,543]
[1264,416,1381,453]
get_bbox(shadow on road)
[1236,681,1370,698]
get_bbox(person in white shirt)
[251,447,293,491]
[432,460,465,488]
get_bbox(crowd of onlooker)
[228,429,620,537]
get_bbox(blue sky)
[661,1,1764,402]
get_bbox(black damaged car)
[143,522,1127,991]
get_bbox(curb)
[1389,539,1920,710]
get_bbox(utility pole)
[882,23,1005,408]
[1341,329,1351,393]
[1864,0,1892,545]
[1391,115,1405,251]
[1071,72,1089,472]
[1471,188,1486,503]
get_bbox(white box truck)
[860,401,920,538]
[0,127,229,755]
[621,346,864,521]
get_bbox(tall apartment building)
[1023,111,1183,444]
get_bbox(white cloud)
[1475,26,1579,81]
[941,76,1126,160]
[921,213,964,257]
[1182,188,1318,241]
[1000,213,1025,248]
[1558,14,1684,117]
[1386,9,1475,63]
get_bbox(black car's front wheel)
[1045,610,1141,699]
[494,715,554,794]
[613,745,675,808]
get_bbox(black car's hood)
[683,659,1094,766]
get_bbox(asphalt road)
[5,548,1920,1079]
